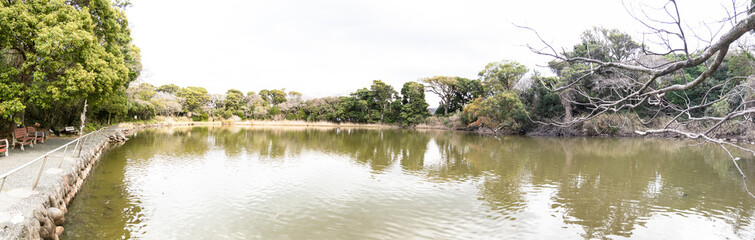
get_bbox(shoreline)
[126,120,755,144]
[3,120,752,239]
[0,128,116,240]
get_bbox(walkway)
[0,137,77,214]
[0,138,75,175]
[0,128,115,239]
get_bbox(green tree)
[464,91,527,133]
[258,89,287,106]
[441,77,485,115]
[399,82,430,126]
[301,97,341,121]
[127,100,155,121]
[351,88,374,121]
[90,87,128,124]
[519,74,563,121]
[336,95,368,122]
[127,83,156,101]
[224,89,245,111]
[0,0,141,125]
[157,84,180,94]
[479,60,528,93]
[177,86,209,114]
[547,27,641,120]
[335,81,399,123]
[369,80,398,122]
[421,76,457,115]
[572,27,639,63]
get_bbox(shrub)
[192,112,209,121]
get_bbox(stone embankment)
[0,126,130,240]
[0,121,230,240]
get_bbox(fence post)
[58,145,69,168]
[77,134,90,157]
[0,177,5,193]
[32,155,48,190]
[0,127,111,196]
[97,128,106,147]
[72,138,81,158]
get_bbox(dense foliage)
[0,0,140,132]
[465,91,527,133]
[3,2,753,138]
[117,80,426,126]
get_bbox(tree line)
[119,56,533,133]
[2,0,755,137]
[123,80,431,127]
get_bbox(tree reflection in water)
[208,127,755,238]
[65,126,755,239]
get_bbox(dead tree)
[522,0,755,198]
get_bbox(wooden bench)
[0,139,8,157]
[26,126,46,144]
[12,127,34,150]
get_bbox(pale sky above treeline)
[126,0,748,107]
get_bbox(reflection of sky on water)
[63,127,755,239]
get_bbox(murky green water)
[62,126,755,239]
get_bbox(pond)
[62,126,755,239]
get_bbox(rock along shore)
[0,122,218,240]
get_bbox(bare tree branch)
[523,1,755,198]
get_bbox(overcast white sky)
[126,0,747,106]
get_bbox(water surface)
[63,127,755,239]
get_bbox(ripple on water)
[62,128,755,240]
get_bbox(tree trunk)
[444,100,449,115]
[79,99,87,136]
[18,111,24,127]
[559,91,573,122]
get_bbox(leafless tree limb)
[524,0,755,198]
